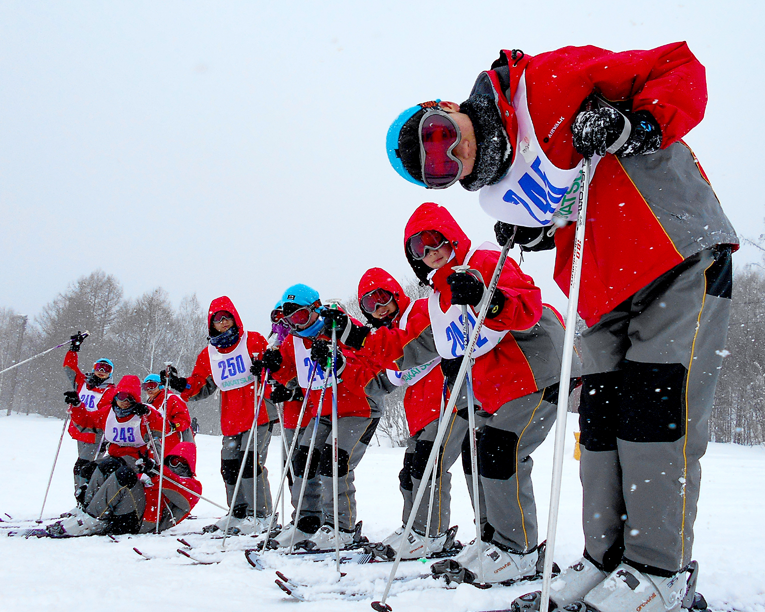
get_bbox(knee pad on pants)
[477,426,518,481]
[293,446,321,480]
[221,458,241,485]
[74,458,97,480]
[579,371,622,452]
[319,444,351,478]
[115,466,138,488]
[97,457,125,478]
[399,453,414,492]
[411,440,436,481]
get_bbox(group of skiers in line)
[48,40,739,612]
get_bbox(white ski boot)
[270,522,313,549]
[583,563,691,612]
[464,543,538,584]
[48,513,109,538]
[399,530,448,559]
[381,525,406,549]
[548,556,609,608]
[305,524,355,550]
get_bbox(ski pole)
[38,416,71,522]
[539,158,592,612]
[155,362,172,534]
[1,331,89,377]
[260,361,318,554]
[222,368,268,549]
[372,239,513,612]
[289,365,333,553]
[327,300,342,574]
[424,381,448,540]
[454,266,486,584]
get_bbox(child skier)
[386,42,737,611]
[62,331,116,509]
[163,296,277,535]
[142,373,193,453]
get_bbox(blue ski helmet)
[386,101,442,188]
[281,284,320,307]
[143,373,163,389]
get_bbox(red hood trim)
[357,268,410,326]
[207,296,244,336]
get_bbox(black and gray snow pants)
[578,247,732,575]
[83,455,145,534]
[291,416,378,532]
[221,422,274,519]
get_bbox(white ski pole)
[260,362,318,554]
[539,158,592,612]
[288,365,333,553]
[1,331,90,377]
[155,362,172,534]
[372,240,513,612]
[327,301,342,574]
[38,416,71,522]
[222,370,267,549]
[454,267,485,585]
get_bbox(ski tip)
[275,570,289,582]
[244,549,265,570]
[177,548,193,560]
[371,601,392,612]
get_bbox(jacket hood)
[404,203,471,285]
[166,442,198,476]
[207,296,244,338]
[357,268,410,328]
[113,375,142,403]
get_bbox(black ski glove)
[85,372,102,388]
[69,331,86,353]
[161,366,187,393]
[320,308,371,350]
[270,382,303,404]
[63,391,81,407]
[135,452,157,475]
[251,348,283,376]
[311,340,345,374]
[447,272,484,307]
[440,356,464,387]
[494,222,556,252]
[572,106,662,158]
[132,402,151,417]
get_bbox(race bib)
[208,331,256,391]
[104,411,145,447]
[78,383,105,412]
[294,339,339,391]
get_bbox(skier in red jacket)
[163,296,277,535]
[52,375,166,536]
[386,42,736,612]
[142,373,193,453]
[354,267,468,560]
[62,331,116,509]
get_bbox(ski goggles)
[141,381,160,391]
[360,288,394,314]
[94,361,113,374]
[407,230,448,260]
[270,308,284,324]
[419,110,463,189]
[282,303,315,330]
[114,392,136,403]
[212,311,234,324]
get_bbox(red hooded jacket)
[69,375,165,460]
[148,389,192,453]
[142,442,202,531]
[182,296,274,436]
[399,202,566,414]
[476,43,737,325]
[357,268,446,436]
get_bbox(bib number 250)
[218,355,247,381]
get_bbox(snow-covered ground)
[0,412,763,612]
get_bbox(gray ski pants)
[578,247,732,574]
[221,422,273,519]
[83,455,145,534]
[291,416,379,531]
[464,389,557,552]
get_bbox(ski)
[244,547,374,569]
[177,548,220,565]
[133,547,155,560]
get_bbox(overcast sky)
[1,0,762,331]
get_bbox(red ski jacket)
[396,202,566,414]
[69,375,165,460]
[476,43,737,325]
[148,390,192,453]
[356,267,446,436]
[142,442,202,532]
[62,351,115,444]
[182,296,275,436]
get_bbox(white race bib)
[104,411,145,447]
[78,383,105,413]
[208,331,256,391]
[429,243,508,359]
[479,72,600,227]
[294,338,339,391]
[385,299,441,387]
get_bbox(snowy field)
[0,412,763,612]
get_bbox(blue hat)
[143,373,163,389]
[281,284,320,307]
[386,101,441,188]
